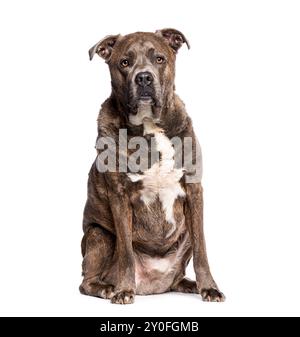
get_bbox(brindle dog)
[80,29,225,304]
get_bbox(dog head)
[89,29,189,125]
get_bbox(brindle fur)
[80,29,225,304]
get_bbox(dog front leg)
[185,182,225,302]
[107,185,135,304]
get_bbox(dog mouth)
[127,84,161,117]
[139,93,153,101]
[137,88,154,102]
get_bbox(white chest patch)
[128,118,185,237]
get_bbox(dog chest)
[128,119,185,237]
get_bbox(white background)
[0,0,299,317]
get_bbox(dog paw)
[201,288,225,302]
[79,282,115,300]
[111,290,135,304]
[98,285,115,299]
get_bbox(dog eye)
[156,56,165,64]
[120,59,129,67]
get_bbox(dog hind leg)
[171,278,198,294]
[79,225,115,299]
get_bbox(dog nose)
[135,72,153,87]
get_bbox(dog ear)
[89,34,121,61]
[155,28,190,53]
